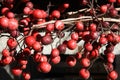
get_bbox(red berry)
[106,52,115,59]
[90,31,99,40]
[11,67,22,76]
[2,56,13,65]
[63,3,69,9]
[26,1,33,9]
[55,20,64,31]
[41,35,53,45]
[41,10,47,19]
[37,62,51,73]
[6,11,14,19]
[8,18,18,30]
[107,57,114,63]
[81,0,88,5]
[106,63,114,71]
[57,44,67,54]
[80,58,90,67]
[107,33,114,42]
[23,27,30,36]
[19,59,28,65]
[46,23,54,32]
[71,32,79,41]
[23,7,31,15]
[102,21,110,28]
[89,23,97,31]
[51,56,61,64]
[9,30,20,38]
[7,38,17,49]
[39,55,48,62]
[23,47,31,56]
[0,17,9,28]
[81,31,90,41]
[25,36,36,47]
[67,39,77,50]
[75,52,82,59]
[32,41,42,51]
[51,10,60,19]
[111,24,119,31]
[79,68,90,79]
[1,7,9,14]
[89,49,99,59]
[33,53,41,62]
[76,22,84,31]
[2,49,10,57]
[32,9,46,19]
[20,64,27,69]
[99,37,108,44]
[66,56,76,67]
[113,35,120,44]
[22,72,31,80]
[106,44,114,53]
[32,9,42,19]
[84,42,93,51]
[51,48,60,58]
[106,52,115,63]
[100,5,108,13]
[108,70,118,80]
[109,8,118,17]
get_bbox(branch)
[67,7,120,15]
[32,16,120,30]
[67,8,90,15]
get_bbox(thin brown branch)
[67,8,90,15]
[32,16,120,30]
[103,63,109,74]
[67,7,120,15]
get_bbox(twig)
[87,57,98,70]
[103,63,109,74]
[32,16,120,30]
[67,7,120,16]
[67,8,90,15]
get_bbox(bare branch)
[32,16,120,30]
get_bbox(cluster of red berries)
[0,0,120,80]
